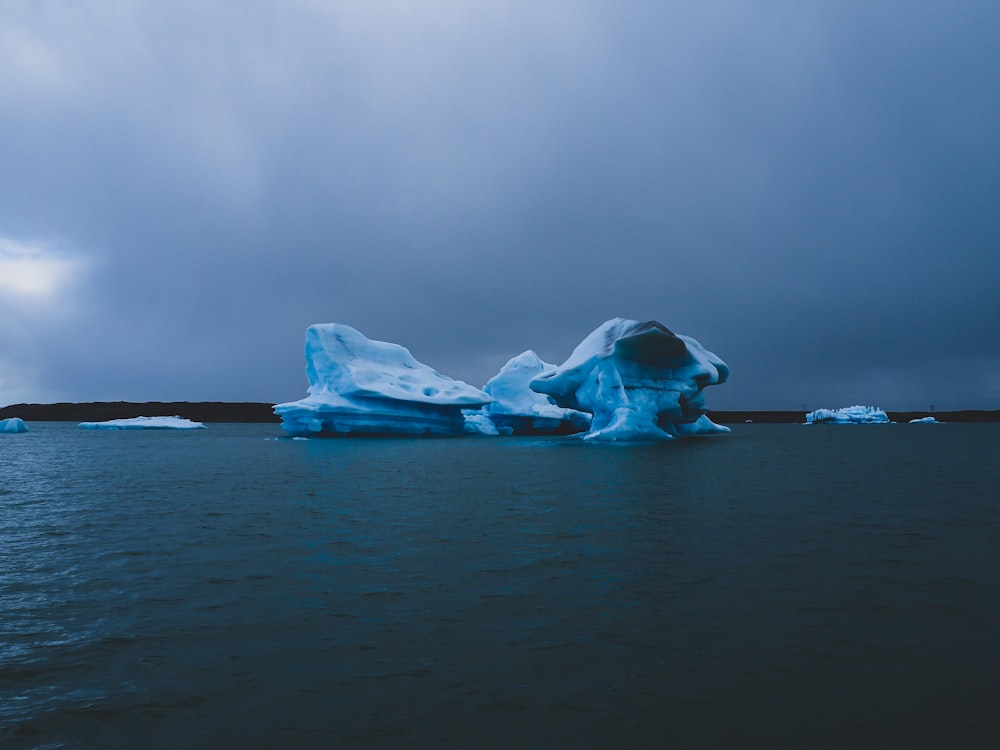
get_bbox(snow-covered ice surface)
[275,324,490,436]
[529,318,730,441]
[478,350,591,435]
[78,416,206,430]
[0,417,28,433]
[909,416,941,424]
[805,406,890,424]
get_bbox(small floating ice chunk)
[804,406,889,424]
[462,411,500,435]
[0,417,29,433]
[675,414,734,436]
[908,416,940,424]
[78,416,206,430]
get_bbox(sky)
[2,1,998,411]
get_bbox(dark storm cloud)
[1,1,998,410]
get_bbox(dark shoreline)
[0,402,281,423]
[2,402,999,424]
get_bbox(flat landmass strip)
[0,402,280,423]
[2,403,999,424]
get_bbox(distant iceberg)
[478,350,591,435]
[78,416,206,430]
[908,416,940,424]
[529,318,730,441]
[0,417,28,433]
[805,406,889,424]
[275,323,491,436]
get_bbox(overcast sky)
[2,1,998,411]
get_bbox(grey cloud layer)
[1,1,998,409]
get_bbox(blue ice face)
[0,417,29,433]
[276,323,491,437]
[479,350,591,435]
[529,319,730,441]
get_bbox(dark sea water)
[2,423,999,749]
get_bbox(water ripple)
[2,423,999,748]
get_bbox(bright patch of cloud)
[0,238,82,299]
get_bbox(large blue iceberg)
[0,417,29,433]
[804,406,889,424]
[478,350,591,435]
[529,318,730,441]
[275,324,491,436]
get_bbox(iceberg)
[529,318,730,441]
[462,411,500,435]
[78,416,206,430]
[804,406,889,424]
[909,416,940,424]
[0,417,28,433]
[275,323,491,436]
[478,350,591,435]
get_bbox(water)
[2,423,998,749]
